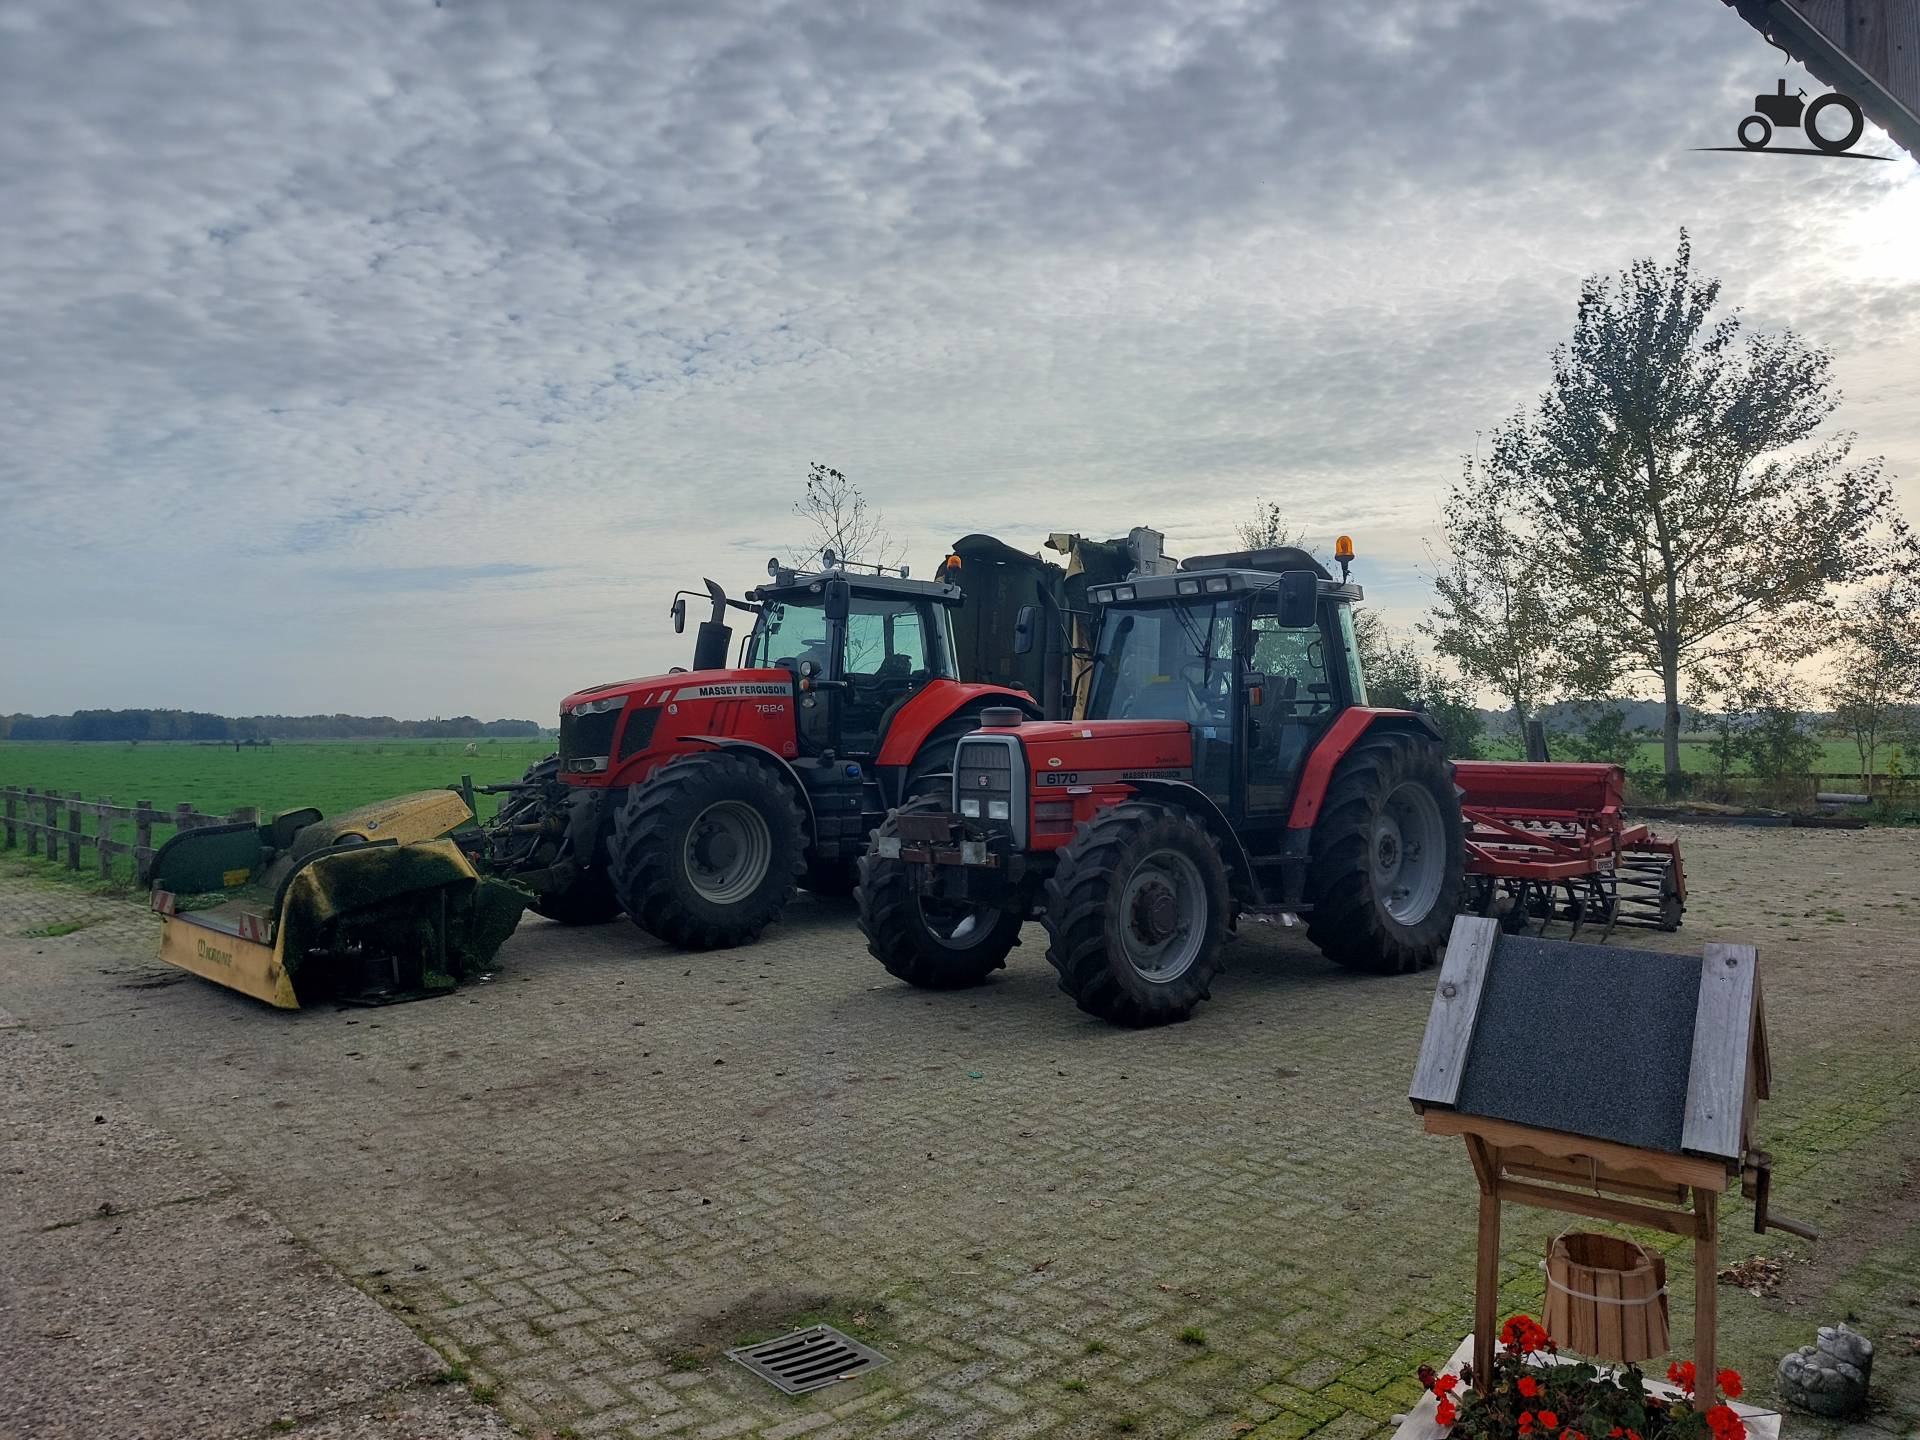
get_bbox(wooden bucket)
[1543,1232,1670,1363]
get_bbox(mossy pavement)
[0,822,1914,1438]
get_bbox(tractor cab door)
[745,595,837,755]
[837,592,946,760]
[1241,591,1343,817]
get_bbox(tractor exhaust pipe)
[691,578,733,671]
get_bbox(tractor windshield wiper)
[1170,601,1216,681]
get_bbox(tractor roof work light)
[1335,534,1355,581]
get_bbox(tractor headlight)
[987,799,1010,821]
[960,798,982,818]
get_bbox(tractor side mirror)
[1275,570,1318,629]
[670,596,687,634]
[1012,604,1037,656]
[823,577,851,622]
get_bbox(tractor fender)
[1120,777,1265,907]
[675,735,819,843]
[874,682,1040,769]
[1285,708,1446,831]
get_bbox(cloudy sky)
[3,0,1916,721]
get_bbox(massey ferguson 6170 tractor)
[856,541,1469,1026]
[467,555,1038,950]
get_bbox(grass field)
[1481,733,1892,776]
[0,739,554,889]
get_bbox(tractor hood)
[559,668,792,714]
[982,718,1193,776]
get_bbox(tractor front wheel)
[1305,731,1463,974]
[858,799,1024,988]
[1042,802,1229,1027]
[608,753,804,949]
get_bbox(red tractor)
[856,542,1467,1025]
[469,555,1038,949]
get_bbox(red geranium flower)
[1518,1375,1539,1398]
[1538,1410,1560,1429]
[1433,1373,1459,1398]
[1717,1369,1744,1400]
[1519,1411,1536,1434]
[1667,1361,1697,1394]
[1435,1398,1458,1428]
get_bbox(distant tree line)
[0,710,541,742]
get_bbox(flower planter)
[1544,1231,1669,1364]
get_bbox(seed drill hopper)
[148,790,527,1009]
[1456,760,1686,937]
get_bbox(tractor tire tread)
[608,752,804,951]
[857,798,1022,988]
[1304,730,1464,974]
[1041,802,1227,1027]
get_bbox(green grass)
[0,739,551,886]
[19,917,103,938]
[0,738,551,818]
[1479,733,1891,777]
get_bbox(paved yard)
[2,822,1918,1440]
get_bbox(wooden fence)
[0,787,258,885]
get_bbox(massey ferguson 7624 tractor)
[466,555,1038,950]
[856,541,1469,1025]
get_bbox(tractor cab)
[741,556,966,760]
[1035,542,1369,823]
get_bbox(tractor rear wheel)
[531,867,623,925]
[858,799,1024,988]
[1305,730,1463,974]
[1042,801,1229,1027]
[608,753,804,949]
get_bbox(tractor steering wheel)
[1180,661,1232,724]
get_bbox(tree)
[1237,499,1308,552]
[1499,231,1911,795]
[1823,578,1920,793]
[1354,609,1484,759]
[791,462,903,569]
[1423,451,1561,740]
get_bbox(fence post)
[24,788,38,857]
[3,788,16,851]
[66,792,82,871]
[134,801,155,884]
[44,793,59,863]
[175,802,196,834]
[228,806,260,826]
[98,798,115,880]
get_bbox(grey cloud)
[1,0,1914,717]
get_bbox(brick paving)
[1,824,1917,1440]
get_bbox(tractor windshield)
[745,597,832,672]
[1088,600,1237,731]
[745,591,960,684]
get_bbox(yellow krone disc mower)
[148,790,526,1009]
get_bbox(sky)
[3,0,1916,721]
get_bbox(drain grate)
[726,1324,891,1395]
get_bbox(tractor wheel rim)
[683,801,772,905]
[919,899,998,949]
[1116,848,1207,984]
[1375,779,1446,926]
